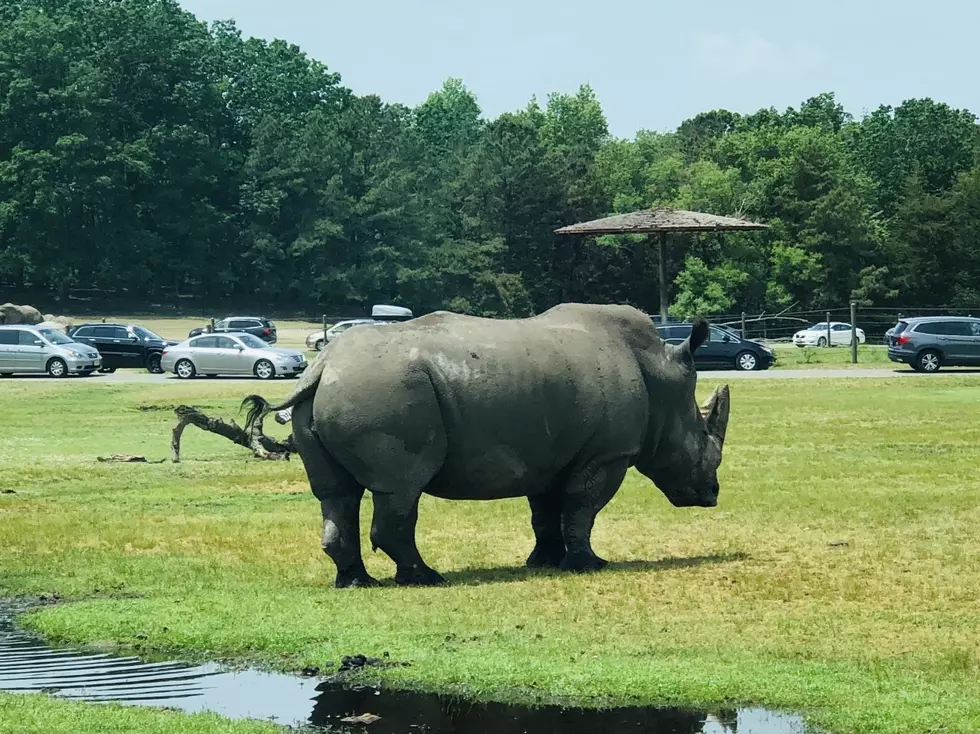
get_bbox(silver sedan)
[160,332,307,380]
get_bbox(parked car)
[306,319,381,351]
[793,322,866,348]
[161,332,306,380]
[0,325,101,377]
[886,316,980,372]
[68,323,178,374]
[657,323,775,371]
[188,317,277,344]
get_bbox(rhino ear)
[701,384,731,446]
[685,318,710,355]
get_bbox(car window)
[73,326,94,337]
[214,336,239,349]
[192,336,218,348]
[109,326,129,339]
[237,334,267,349]
[229,319,256,329]
[133,326,164,341]
[893,321,908,335]
[0,330,18,345]
[944,321,972,336]
[38,329,73,345]
[18,331,39,346]
[970,321,980,337]
[832,324,849,331]
[709,327,734,342]
[913,322,941,335]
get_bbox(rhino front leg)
[526,490,566,569]
[370,491,446,586]
[559,458,629,573]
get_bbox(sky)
[178,0,979,139]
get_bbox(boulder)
[0,303,43,325]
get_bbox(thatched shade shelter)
[555,207,769,322]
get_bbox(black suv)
[188,317,277,344]
[657,322,775,371]
[887,316,980,372]
[67,323,179,373]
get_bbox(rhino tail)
[241,382,316,433]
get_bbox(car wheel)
[816,337,827,347]
[735,351,759,371]
[146,353,163,374]
[254,359,276,380]
[314,339,325,351]
[47,358,68,378]
[914,350,941,373]
[175,359,196,379]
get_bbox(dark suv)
[188,317,277,344]
[67,323,179,373]
[887,316,980,372]
[657,322,775,371]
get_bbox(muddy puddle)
[1,601,811,732]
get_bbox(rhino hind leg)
[559,458,630,573]
[370,490,446,587]
[525,490,566,569]
[292,400,378,589]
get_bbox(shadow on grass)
[441,552,750,587]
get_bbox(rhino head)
[635,319,731,508]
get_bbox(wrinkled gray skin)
[243,303,730,588]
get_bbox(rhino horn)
[700,385,731,446]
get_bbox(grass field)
[2,375,979,734]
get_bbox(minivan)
[0,325,102,377]
[887,316,980,372]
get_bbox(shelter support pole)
[850,302,858,364]
[658,232,668,323]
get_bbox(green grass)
[771,344,894,369]
[0,693,282,734]
[2,376,980,733]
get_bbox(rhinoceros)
[243,303,730,588]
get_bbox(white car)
[793,322,866,347]
[305,319,380,351]
[161,332,307,380]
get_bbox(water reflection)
[0,601,808,732]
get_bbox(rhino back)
[315,308,652,500]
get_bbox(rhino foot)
[559,551,609,574]
[525,541,566,569]
[335,570,381,589]
[394,564,447,587]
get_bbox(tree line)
[2,0,979,318]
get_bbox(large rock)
[0,304,43,325]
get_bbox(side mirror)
[722,335,731,342]
[236,345,244,351]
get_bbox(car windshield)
[133,326,164,341]
[38,329,74,345]
[237,334,268,349]
[807,323,829,331]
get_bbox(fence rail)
[709,305,980,344]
